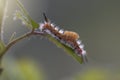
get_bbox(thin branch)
[0,31,45,57]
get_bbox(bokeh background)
[1,0,120,80]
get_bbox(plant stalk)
[0,0,7,40]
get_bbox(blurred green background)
[1,0,120,80]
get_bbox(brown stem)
[6,32,32,51]
[0,31,45,58]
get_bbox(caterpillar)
[39,13,87,63]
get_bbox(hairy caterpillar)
[39,13,87,63]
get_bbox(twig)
[0,30,45,58]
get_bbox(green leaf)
[47,35,83,64]
[15,0,83,64]
[31,20,39,29]
[15,0,39,29]
[0,40,5,55]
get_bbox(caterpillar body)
[39,13,87,63]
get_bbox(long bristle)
[82,54,88,63]
[43,13,49,22]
